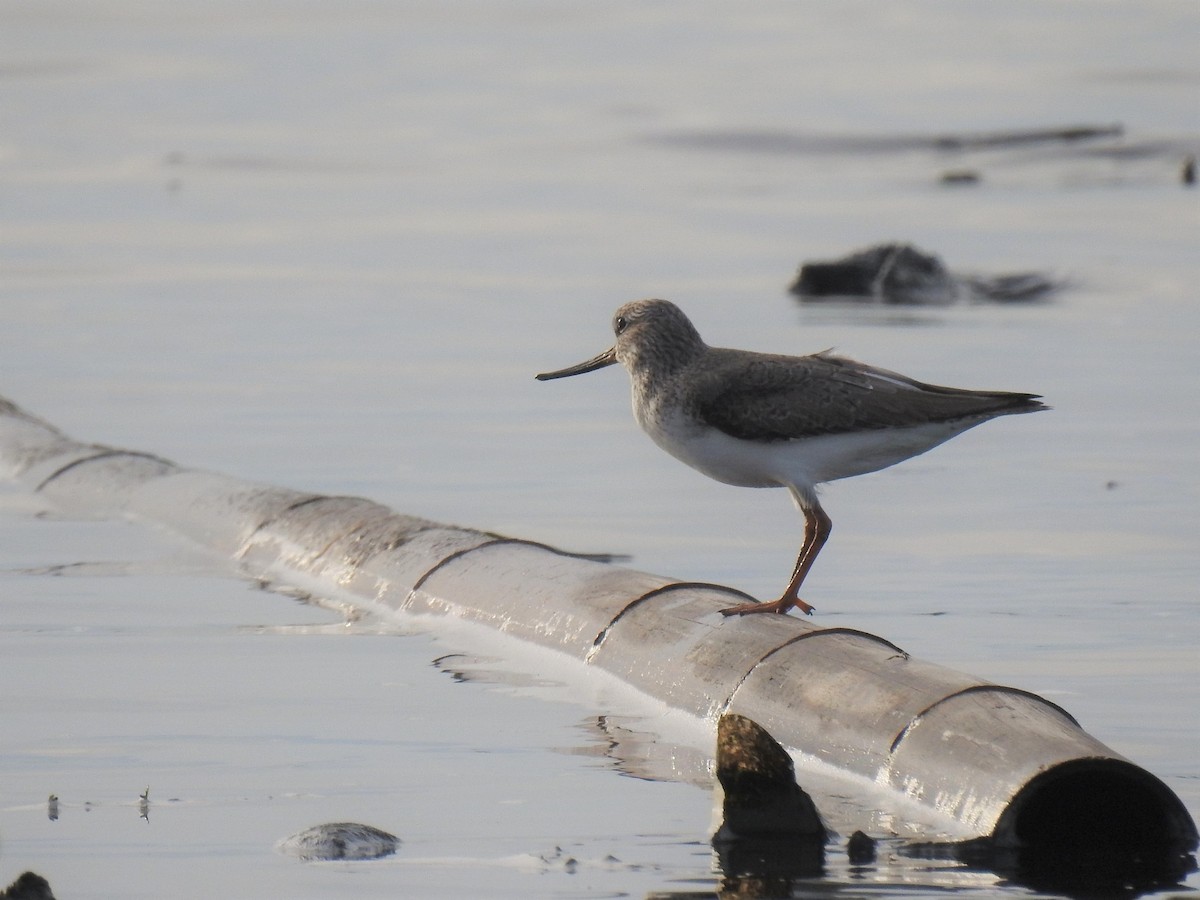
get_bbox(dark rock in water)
[790,242,1061,305]
[713,713,825,841]
[278,822,400,861]
[712,714,826,880]
[847,830,877,864]
[0,872,55,900]
[791,243,956,305]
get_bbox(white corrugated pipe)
[0,394,1194,866]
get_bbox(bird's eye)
[614,315,628,334]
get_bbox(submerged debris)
[962,272,1061,303]
[278,822,400,861]
[940,169,982,186]
[789,242,1062,305]
[650,123,1124,156]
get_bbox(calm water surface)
[1,2,1198,897]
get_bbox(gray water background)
[1,2,1198,897]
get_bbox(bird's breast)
[633,397,786,489]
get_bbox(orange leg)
[720,501,831,617]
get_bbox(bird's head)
[535,299,705,383]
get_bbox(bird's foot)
[719,596,814,617]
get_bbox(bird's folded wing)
[694,349,1040,441]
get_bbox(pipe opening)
[990,758,1198,891]
[1000,759,1194,851]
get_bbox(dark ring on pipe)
[34,449,175,492]
[889,684,1082,755]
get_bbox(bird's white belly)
[639,404,978,491]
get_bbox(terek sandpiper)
[536,299,1047,616]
